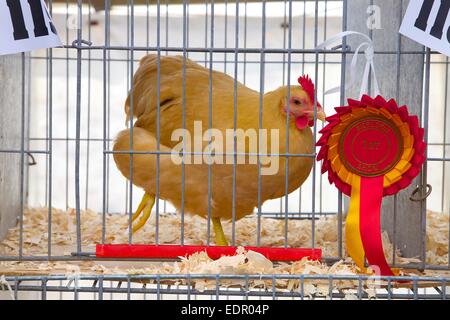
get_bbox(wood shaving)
[0,207,448,296]
[0,275,15,300]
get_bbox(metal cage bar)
[0,0,449,300]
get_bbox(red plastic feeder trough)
[96,244,322,262]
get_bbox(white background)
[24,2,450,216]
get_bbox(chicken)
[113,55,326,246]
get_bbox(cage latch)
[409,184,432,202]
[27,152,36,166]
[71,39,93,48]
[331,44,352,51]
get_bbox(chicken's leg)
[212,217,228,246]
[131,193,155,233]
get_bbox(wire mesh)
[0,0,449,300]
[2,274,449,300]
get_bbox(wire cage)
[0,0,449,300]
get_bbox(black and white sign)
[400,0,450,56]
[0,0,62,56]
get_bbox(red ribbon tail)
[359,176,395,276]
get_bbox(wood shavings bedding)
[0,207,342,256]
[0,208,448,295]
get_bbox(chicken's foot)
[212,217,228,246]
[131,193,155,233]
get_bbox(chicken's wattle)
[295,115,315,130]
[295,116,308,129]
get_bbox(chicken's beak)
[316,110,326,122]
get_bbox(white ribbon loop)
[316,31,380,98]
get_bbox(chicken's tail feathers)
[123,54,208,127]
[138,54,203,72]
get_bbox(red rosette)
[316,95,426,197]
[316,95,426,277]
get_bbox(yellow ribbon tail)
[345,175,366,272]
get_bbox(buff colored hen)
[113,55,325,245]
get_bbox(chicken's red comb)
[298,75,317,104]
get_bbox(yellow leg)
[212,217,228,246]
[131,193,155,233]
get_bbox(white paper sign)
[400,0,450,56]
[0,0,62,56]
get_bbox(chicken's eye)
[293,99,301,106]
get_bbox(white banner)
[400,0,450,57]
[0,0,62,56]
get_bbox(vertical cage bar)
[157,275,161,300]
[215,275,219,300]
[98,276,104,300]
[301,0,306,75]
[328,276,333,300]
[311,0,320,249]
[204,0,208,67]
[155,0,162,245]
[224,0,228,73]
[127,0,136,245]
[14,278,19,300]
[187,275,191,300]
[47,1,54,260]
[18,53,26,260]
[44,49,49,209]
[207,0,215,246]
[74,281,79,300]
[387,279,392,300]
[337,0,348,260]
[283,0,293,248]
[271,276,276,300]
[413,279,418,300]
[243,0,247,85]
[282,0,287,88]
[231,0,240,246]
[421,48,431,270]
[257,0,266,247]
[127,276,131,300]
[392,0,404,266]
[74,0,84,255]
[181,0,187,245]
[319,0,329,216]
[300,275,304,300]
[443,58,449,214]
[165,0,168,57]
[102,0,111,244]
[25,52,31,211]
[41,278,47,300]
[85,1,93,211]
[65,0,70,211]
[124,0,130,222]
